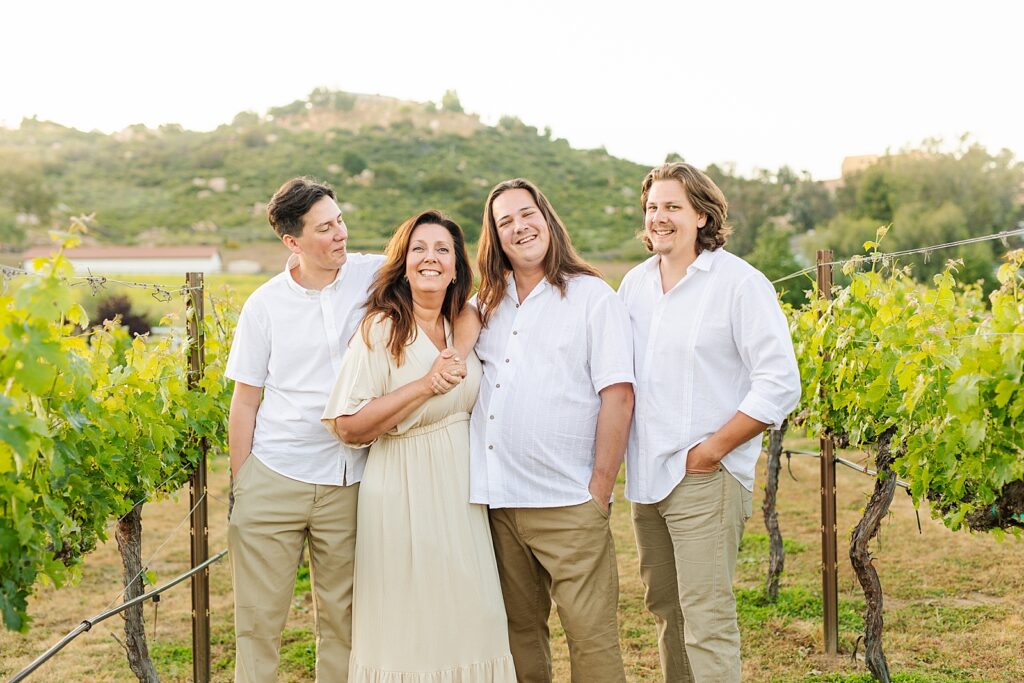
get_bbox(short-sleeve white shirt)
[225,252,384,485]
[618,249,800,502]
[470,274,635,508]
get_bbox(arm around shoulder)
[451,301,482,360]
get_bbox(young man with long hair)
[472,178,634,683]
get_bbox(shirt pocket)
[694,315,734,353]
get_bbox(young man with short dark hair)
[226,177,383,682]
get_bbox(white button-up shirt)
[225,252,384,485]
[618,250,800,502]
[470,274,635,508]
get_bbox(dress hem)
[350,653,516,682]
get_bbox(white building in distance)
[21,246,222,275]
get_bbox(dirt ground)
[2,444,1022,682]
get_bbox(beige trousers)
[631,468,752,683]
[227,455,358,683]
[489,501,627,683]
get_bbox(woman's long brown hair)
[360,209,473,364]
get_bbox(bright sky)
[2,0,1021,179]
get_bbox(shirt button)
[505,358,510,363]
[495,383,501,388]
[515,304,520,308]
[488,445,494,450]
[489,415,495,420]
[512,330,518,335]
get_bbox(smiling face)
[282,195,348,271]
[405,222,457,296]
[491,188,551,275]
[644,179,706,261]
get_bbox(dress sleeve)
[321,317,392,447]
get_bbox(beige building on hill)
[820,154,883,192]
[840,155,881,178]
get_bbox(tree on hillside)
[746,225,807,306]
[0,149,53,219]
[787,176,836,233]
[342,151,368,176]
[268,99,308,119]
[0,149,54,247]
[309,87,356,111]
[811,141,1024,288]
[441,89,464,113]
[853,166,897,222]
[840,142,1024,234]
[707,165,790,256]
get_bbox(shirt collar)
[283,253,345,295]
[690,249,719,272]
[646,248,720,276]
[506,272,550,304]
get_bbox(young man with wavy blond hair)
[619,163,801,682]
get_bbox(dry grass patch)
[2,445,1022,681]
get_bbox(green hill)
[2,89,1020,291]
[0,90,651,256]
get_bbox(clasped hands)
[425,348,467,395]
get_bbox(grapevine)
[779,231,1024,681]
[0,226,235,635]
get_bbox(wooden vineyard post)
[185,272,211,682]
[816,250,839,655]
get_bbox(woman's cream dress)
[323,317,515,682]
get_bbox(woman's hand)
[425,348,467,395]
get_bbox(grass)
[2,446,1022,682]
[735,586,864,634]
[804,674,978,683]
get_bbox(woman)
[322,209,515,681]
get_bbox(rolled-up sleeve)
[733,274,801,429]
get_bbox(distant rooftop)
[22,245,220,259]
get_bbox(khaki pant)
[228,455,358,683]
[489,501,626,683]
[632,469,752,683]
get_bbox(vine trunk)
[849,430,897,683]
[114,503,161,683]
[762,420,787,601]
